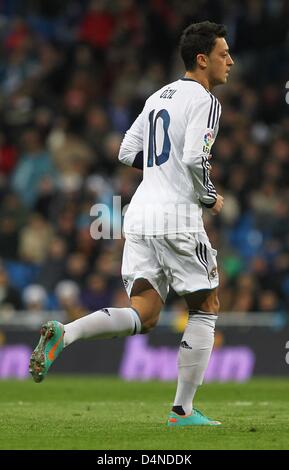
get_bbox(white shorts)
[121,232,219,303]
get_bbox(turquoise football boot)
[167,408,221,426]
[29,321,65,383]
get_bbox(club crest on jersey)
[203,131,214,154]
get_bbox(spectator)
[11,128,56,208]
[55,280,87,320]
[22,284,48,312]
[0,264,22,313]
[0,132,18,175]
[37,237,67,292]
[18,213,54,264]
[81,273,112,311]
[257,290,284,314]
[64,252,89,287]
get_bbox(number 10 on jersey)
[147,109,171,167]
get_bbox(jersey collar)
[180,77,210,93]
[180,77,199,83]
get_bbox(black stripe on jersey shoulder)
[212,100,221,129]
[216,101,221,125]
[207,91,221,129]
[207,94,214,128]
[211,97,218,129]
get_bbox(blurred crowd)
[0,0,289,319]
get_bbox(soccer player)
[30,21,234,426]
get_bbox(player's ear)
[196,53,208,70]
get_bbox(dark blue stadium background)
[0,0,289,323]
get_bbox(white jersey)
[118,78,221,235]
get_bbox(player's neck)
[184,71,212,92]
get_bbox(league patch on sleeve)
[203,131,214,154]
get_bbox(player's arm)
[118,110,144,170]
[182,96,221,208]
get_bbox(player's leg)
[130,278,164,333]
[168,287,221,425]
[160,232,221,425]
[63,277,163,346]
[29,280,163,383]
[30,236,166,383]
[63,236,166,345]
[29,303,143,383]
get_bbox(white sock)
[63,307,142,347]
[173,313,217,415]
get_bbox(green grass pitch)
[0,376,288,450]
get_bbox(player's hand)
[211,194,224,215]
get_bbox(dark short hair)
[180,21,227,71]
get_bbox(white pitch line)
[229,401,253,406]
